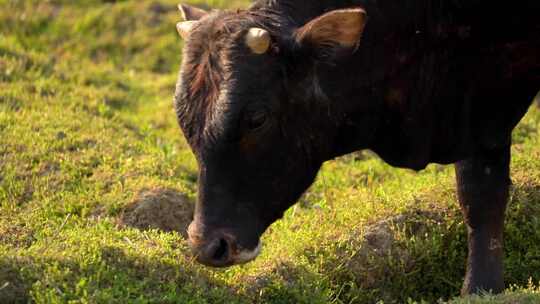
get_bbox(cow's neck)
[267,0,477,170]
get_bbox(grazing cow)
[173,0,540,295]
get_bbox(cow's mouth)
[188,222,262,267]
[233,242,262,264]
[193,237,262,268]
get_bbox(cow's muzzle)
[187,222,261,267]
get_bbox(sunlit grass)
[1,0,540,303]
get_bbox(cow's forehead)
[178,9,283,146]
[182,12,241,98]
[178,12,253,146]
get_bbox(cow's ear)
[295,8,367,59]
[177,4,209,39]
[178,4,208,21]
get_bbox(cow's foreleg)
[455,145,510,295]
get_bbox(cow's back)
[352,0,540,169]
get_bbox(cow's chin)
[232,242,262,265]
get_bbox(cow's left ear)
[295,8,367,59]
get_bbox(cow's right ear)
[177,4,209,39]
[295,8,367,60]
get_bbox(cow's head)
[175,3,367,267]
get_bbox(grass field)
[1,0,540,303]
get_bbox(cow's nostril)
[194,233,237,267]
[212,238,229,261]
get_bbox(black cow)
[174,0,540,295]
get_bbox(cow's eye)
[248,111,267,130]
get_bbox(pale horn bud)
[245,28,271,54]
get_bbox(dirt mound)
[120,188,194,238]
[321,208,452,302]
[345,210,445,272]
[361,210,445,255]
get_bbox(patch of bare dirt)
[364,209,446,253]
[119,188,194,238]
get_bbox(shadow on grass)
[1,245,249,303]
[0,258,29,304]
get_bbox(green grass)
[1,0,540,303]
